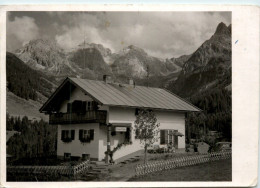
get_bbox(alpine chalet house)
[40,75,200,161]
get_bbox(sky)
[7,11,231,58]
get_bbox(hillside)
[7,91,48,121]
[6,52,56,120]
[166,22,232,142]
[168,22,231,97]
[6,52,56,101]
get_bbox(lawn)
[129,159,232,181]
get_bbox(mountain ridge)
[168,22,231,97]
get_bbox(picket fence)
[135,151,231,176]
[7,160,90,177]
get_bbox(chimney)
[103,75,112,84]
[128,78,135,87]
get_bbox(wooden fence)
[135,151,231,176]
[7,160,90,177]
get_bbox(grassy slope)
[7,91,48,121]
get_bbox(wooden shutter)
[67,103,72,113]
[82,102,86,113]
[92,101,98,110]
[165,130,169,144]
[89,129,94,140]
[135,108,140,116]
[61,130,65,140]
[160,130,165,144]
[79,129,83,140]
[174,130,178,149]
[71,130,75,140]
[135,129,140,139]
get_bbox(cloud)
[7,12,231,58]
[54,12,231,58]
[7,16,39,51]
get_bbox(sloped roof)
[40,77,201,112]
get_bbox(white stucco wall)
[154,110,186,149]
[57,123,100,160]
[59,87,93,113]
[55,87,186,161]
[106,106,186,160]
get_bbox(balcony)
[49,110,107,125]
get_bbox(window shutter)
[160,130,165,144]
[82,102,86,113]
[92,101,98,110]
[67,103,72,113]
[135,129,140,139]
[79,129,83,140]
[61,130,65,140]
[135,108,140,116]
[165,130,168,144]
[90,129,94,140]
[71,130,75,140]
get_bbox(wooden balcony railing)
[49,110,107,125]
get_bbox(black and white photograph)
[5,10,233,182]
[6,11,232,182]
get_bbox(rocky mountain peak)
[77,42,112,57]
[120,45,148,56]
[19,39,62,53]
[15,38,67,74]
[214,22,230,36]
[228,24,232,33]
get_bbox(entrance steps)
[82,161,110,179]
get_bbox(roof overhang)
[39,77,104,113]
[40,77,202,113]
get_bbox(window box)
[79,129,94,143]
[61,130,75,143]
[62,137,73,143]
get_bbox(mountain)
[75,42,113,63]
[170,54,192,68]
[67,47,113,79]
[15,39,77,77]
[10,22,232,99]
[111,45,182,83]
[6,52,56,120]
[14,39,184,87]
[6,52,56,101]
[168,22,231,97]
[7,22,232,141]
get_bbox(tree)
[134,109,160,164]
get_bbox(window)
[61,130,75,142]
[67,100,86,113]
[82,154,90,160]
[135,128,153,139]
[160,129,177,145]
[64,153,71,160]
[87,101,92,111]
[79,129,94,142]
[86,101,98,111]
